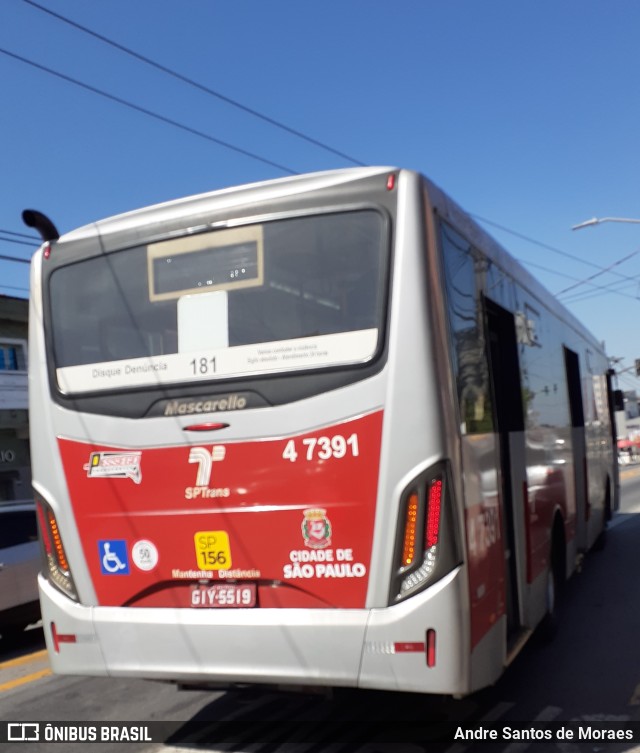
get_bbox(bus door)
[564,347,588,550]
[483,297,526,643]
[605,369,621,514]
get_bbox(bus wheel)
[538,523,565,642]
[594,482,611,552]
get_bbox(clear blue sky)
[2,0,639,391]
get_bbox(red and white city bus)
[27,168,618,696]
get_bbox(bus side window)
[440,223,493,435]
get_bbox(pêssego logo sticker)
[84,452,142,484]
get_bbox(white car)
[0,502,41,639]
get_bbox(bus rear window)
[49,210,387,394]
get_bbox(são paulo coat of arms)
[302,508,332,549]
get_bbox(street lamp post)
[570,214,640,387]
[572,217,640,231]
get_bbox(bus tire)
[538,520,565,642]
[593,482,611,552]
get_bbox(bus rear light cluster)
[391,462,460,604]
[35,496,78,601]
[399,474,443,593]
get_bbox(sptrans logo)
[185,446,230,499]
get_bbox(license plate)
[191,583,256,608]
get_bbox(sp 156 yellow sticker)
[194,531,232,570]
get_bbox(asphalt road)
[1,468,640,753]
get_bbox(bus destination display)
[147,225,264,301]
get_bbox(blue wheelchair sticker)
[98,540,130,575]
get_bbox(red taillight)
[35,501,52,556]
[426,478,443,548]
[183,422,229,432]
[43,242,51,260]
[386,173,396,191]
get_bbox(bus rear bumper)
[39,568,467,695]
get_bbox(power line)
[472,212,640,304]
[21,0,365,168]
[521,258,640,301]
[555,246,640,297]
[0,235,39,248]
[0,46,298,176]
[0,284,29,294]
[560,277,640,305]
[556,261,640,303]
[521,258,597,282]
[0,252,31,265]
[0,231,41,262]
[471,213,636,283]
[617,370,640,389]
[0,228,39,241]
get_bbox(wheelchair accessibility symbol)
[98,540,130,575]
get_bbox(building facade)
[0,296,30,502]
